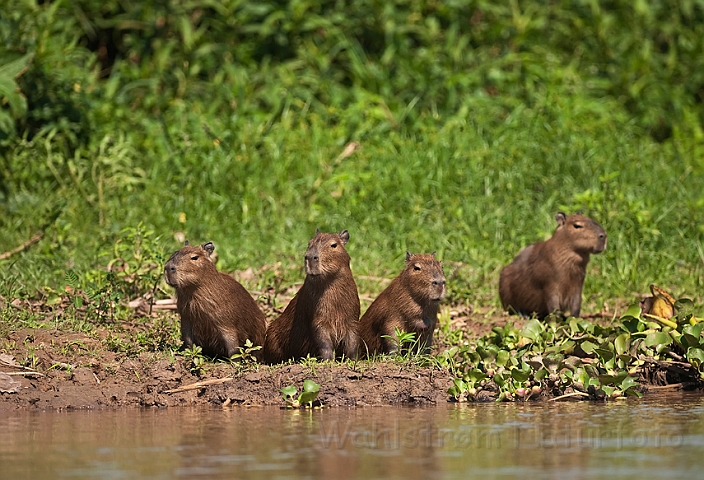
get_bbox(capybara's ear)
[576,209,583,215]
[431,251,437,258]
[555,212,567,226]
[315,227,321,236]
[184,240,190,246]
[339,230,350,245]
[202,242,215,257]
[406,251,413,262]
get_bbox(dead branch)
[165,377,233,394]
[0,232,43,261]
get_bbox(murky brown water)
[1,393,703,479]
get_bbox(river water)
[1,392,703,479]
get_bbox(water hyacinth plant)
[448,288,703,402]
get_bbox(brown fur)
[263,229,360,364]
[358,252,446,356]
[499,212,607,319]
[164,241,267,358]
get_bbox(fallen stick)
[548,391,590,402]
[165,377,233,394]
[1,371,44,377]
[646,382,696,391]
[0,232,43,261]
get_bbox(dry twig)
[165,377,233,394]
[0,232,43,261]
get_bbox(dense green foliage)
[0,0,703,310]
[446,300,704,401]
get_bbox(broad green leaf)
[580,340,598,354]
[621,303,643,320]
[496,349,510,366]
[302,379,320,394]
[620,376,639,391]
[511,368,530,383]
[682,323,704,339]
[543,353,564,373]
[614,333,630,355]
[621,317,642,333]
[520,319,543,342]
[298,390,319,406]
[280,385,297,398]
[675,298,695,322]
[686,348,704,368]
[644,331,671,347]
[466,369,487,383]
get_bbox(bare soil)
[0,324,459,411]
[0,289,698,411]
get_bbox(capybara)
[358,252,446,356]
[263,229,360,363]
[164,241,267,358]
[499,212,607,319]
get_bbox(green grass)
[1,0,703,321]
[2,91,702,314]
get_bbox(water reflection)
[1,393,703,479]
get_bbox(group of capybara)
[164,212,606,364]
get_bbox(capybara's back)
[358,252,446,356]
[499,212,607,319]
[263,230,360,363]
[164,241,267,358]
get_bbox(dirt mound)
[0,327,454,411]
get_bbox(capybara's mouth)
[164,271,178,287]
[305,261,321,276]
[594,241,607,254]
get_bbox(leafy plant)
[229,339,262,366]
[280,379,321,408]
[0,51,32,137]
[181,345,206,376]
[448,289,703,402]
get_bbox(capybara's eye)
[331,243,338,248]
[573,223,583,229]
[191,255,199,260]
[414,265,421,271]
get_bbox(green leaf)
[686,348,704,368]
[674,298,695,321]
[682,323,704,340]
[466,369,487,384]
[644,331,672,347]
[614,333,630,355]
[621,317,642,333]
[511,368,530,383]
[599,370,627,385]
[496,349,510,367]
[621,303,643,320]
[620,376,639,391]
[280,385,297,398]
[302,379,320,393]
[532,368,546,380]
[520,319,543,342]
[580,340,598,354]
[543,353,564,374]
[296,379,321,406]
